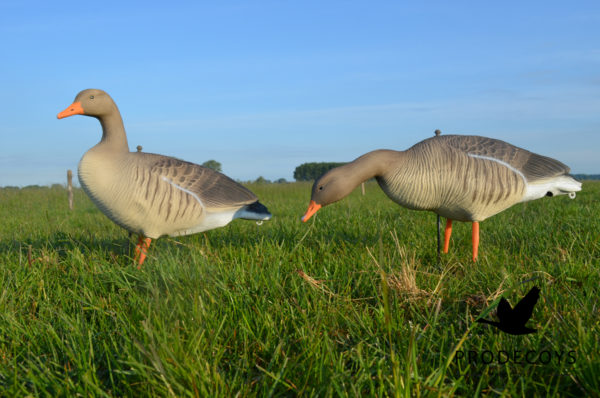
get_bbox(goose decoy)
[58,89,271,266]
[301,135,581,261]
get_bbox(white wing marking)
[161,176,205,209]
[467,153,527,183]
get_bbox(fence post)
[361,182,365,195]
[67,169,73,210]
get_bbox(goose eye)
[318,186,323,191]
[89,95,95,99]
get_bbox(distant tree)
[254,176,270,184]
[201,160,222,173]
[293,162,347,181]
[275,178,287,184]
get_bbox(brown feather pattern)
[379,136,534,221]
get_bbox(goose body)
[302,134,581,260]
[58,89,271,264]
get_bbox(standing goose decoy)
[58,89,271,266]
[301,135,581,261]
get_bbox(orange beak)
[302,200,321,222]
[57,102,84,119]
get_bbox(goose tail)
[235,201,272,221]
[522,175,582,202]
[549,175,582,198]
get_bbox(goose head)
[57,89,116,119]
[302,167,357,222]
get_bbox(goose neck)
[97,112,129,152]
[351,149,402,181]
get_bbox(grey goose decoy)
[301,135,581,261]
[58,89,271,265]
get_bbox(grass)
[0,181,598,396]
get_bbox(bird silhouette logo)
[477,286,540,335]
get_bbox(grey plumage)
[302,133,581,260]
[372,135,579,222]
[60,88,271,243]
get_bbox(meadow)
[0,181,598,396]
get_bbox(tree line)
[572,174,600,181]
[293,162,347,181]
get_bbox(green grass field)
[0,181,598,396]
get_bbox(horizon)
[4,171,600,190]
[1,1,599,187]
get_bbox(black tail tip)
[247,201,271,217]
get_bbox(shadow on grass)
[0,231,134,263]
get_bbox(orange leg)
[472,221,479,262]
[134,236,152,267]
[443,219,453,253]
[134,235,143,258]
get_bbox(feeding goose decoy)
[301,134,581,261]
[58,89,271,266]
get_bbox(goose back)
[442,135,571,182]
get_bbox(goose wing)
[445,135,571,182]
[148,155,258,209]
[510,287,540,326]
[496,297,512,321]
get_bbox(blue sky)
[1,1,599,186]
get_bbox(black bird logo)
[477,286,540,335]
